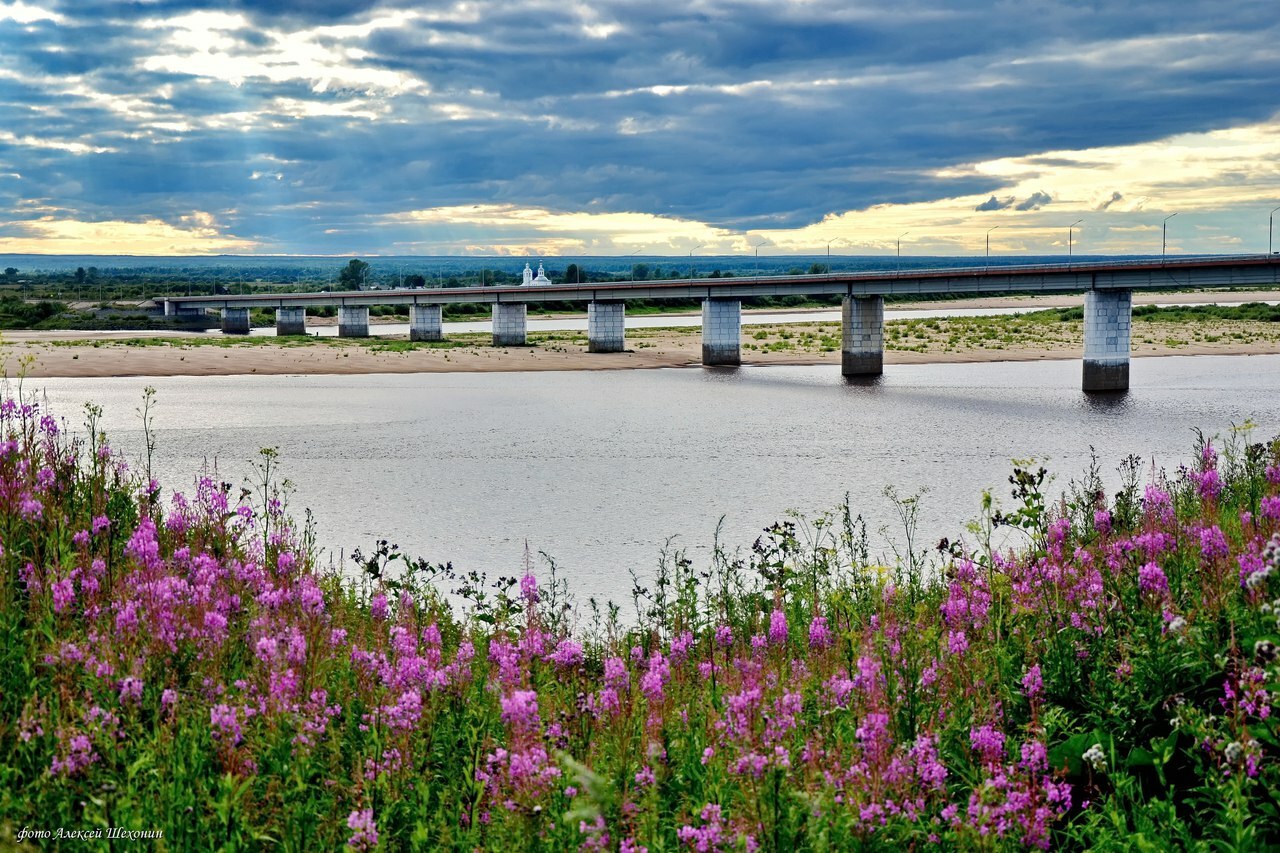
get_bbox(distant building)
[521,262,551,286]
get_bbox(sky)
[1,0,1278,258]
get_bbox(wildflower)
[1223,741,1243,764]
[520,572,539,605]
[1082,743,1107,772]
[1021,664,1043,701]
[714,624,734,648]
[500,690,540,732]
[547,638,584,669]
[807,615,833,649]
[635,765,656,787]
[346,809,378,851]
[970,724,1005,767]
[948,630,969,655]
[1137,562,1169,596]
[768,608,788,646]
[369,592,389,621]
[1093,509,1112,535]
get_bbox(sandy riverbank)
[3,326,1280,379]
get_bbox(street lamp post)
[826,239,836,274]
[1068,219,1083,258]
[689,243,704,282]
[985,225,1001,269]
[752,238,770,277]
[1162,213,1178,262]
[897,231,909,271]
[1270,206,1280,255]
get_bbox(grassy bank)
[2,394,1280,849]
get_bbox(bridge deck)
[165,255,1280,312]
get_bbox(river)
[19,354,1280,607]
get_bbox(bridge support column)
[275,307,306,336]
[841,295,884,376]
[1083,289,1131,392]
[338,305,369,337]
[410,304,444,341]
[220,307,250,335]
[702,298,740,366]
[588,301,626,352]
[493,302,527,346]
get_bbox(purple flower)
[369,592,389,621]
[807,615,833,650]
[1138,561,1169,596]
[768,608,788,647]
[714,624,734,648]
[1021,664,1043,701]
[346,809,378,851]
[520,572,539,605]
[500,690,540,732]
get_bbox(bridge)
[163,254,1280,392]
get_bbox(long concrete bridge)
[163,254,1280,392]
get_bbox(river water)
[19,354,1280,607]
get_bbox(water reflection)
[23,354,1280,606]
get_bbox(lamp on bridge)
[1270,206,1280,255]
[1068,220,1083,258]
[985,225,1001,269]
[1162,213,1178,262]
[752,238,770,277]
[689,242,704,282]
[897,231,910,271]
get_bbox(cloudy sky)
[1,0,1278,257]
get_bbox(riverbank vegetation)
[2,391,1280,849]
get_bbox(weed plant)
[1,394,1279,849]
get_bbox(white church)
[521,262,552,286]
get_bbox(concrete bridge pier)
[1082,289,1132,392]
[220,307,250,335]
[841,295,884,376]
[275,306,306,336]
[702,298,741,366]
[493,302,527,346]
[338,305,370,338]
[410,304,444,341]
[588,301,626,352]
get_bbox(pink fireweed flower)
[1093,509,1112,535]
[51,578,75,613]
[520,571,539,605]
[547,638,584,669]
[210,703,242,746]
[634,765,656,787]
[948,630,969,655]
[670,630,695,664]
[346,809,378,851]
[50,733,98,778]
[1199,526,1229,561]
[500,689,541,732]
[714,624,734,648]
[1022,664,1043,701]
[604,656,628,688]
[369,592,389,621]
[768,608,788,646]
[118,677,143,705]
[640,652,670,704]
[808,615,833,649]
[1138,561,1169,596]
[969,724,1006,767]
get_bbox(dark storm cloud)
[4,0,1280,250]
